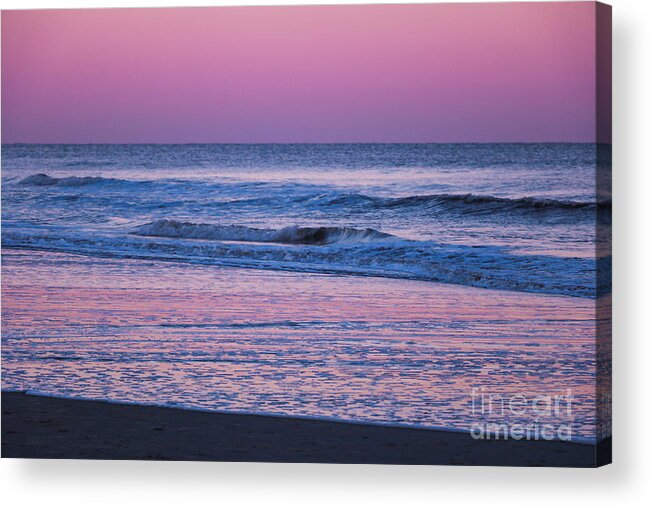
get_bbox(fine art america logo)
[469,388,574,441]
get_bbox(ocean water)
[2,144,610,297]
[1,144,611,441]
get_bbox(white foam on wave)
[2,227,602,298]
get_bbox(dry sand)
[1,391,609,466]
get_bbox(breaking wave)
[2,227,606,298]
[132,220,395,245]
[19,173,117,187]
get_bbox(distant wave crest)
[17,174,610,221]
[322,192,611,214]
[132,220,396,245]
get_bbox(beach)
[1,248,601,442]
[2,245,609,467]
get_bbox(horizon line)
[1,141,604,146]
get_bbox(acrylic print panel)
[0,2,611,467]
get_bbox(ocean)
[1,143,611,441]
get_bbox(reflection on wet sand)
[2,249,598,440]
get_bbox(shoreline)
[1,392,610,466]
[2,389,599,445]
[1,245,596,301]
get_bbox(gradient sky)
[1,3,600,143]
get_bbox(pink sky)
[2,3,600,143]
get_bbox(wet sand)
[1,392,608,466]
[2,250,600,439]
